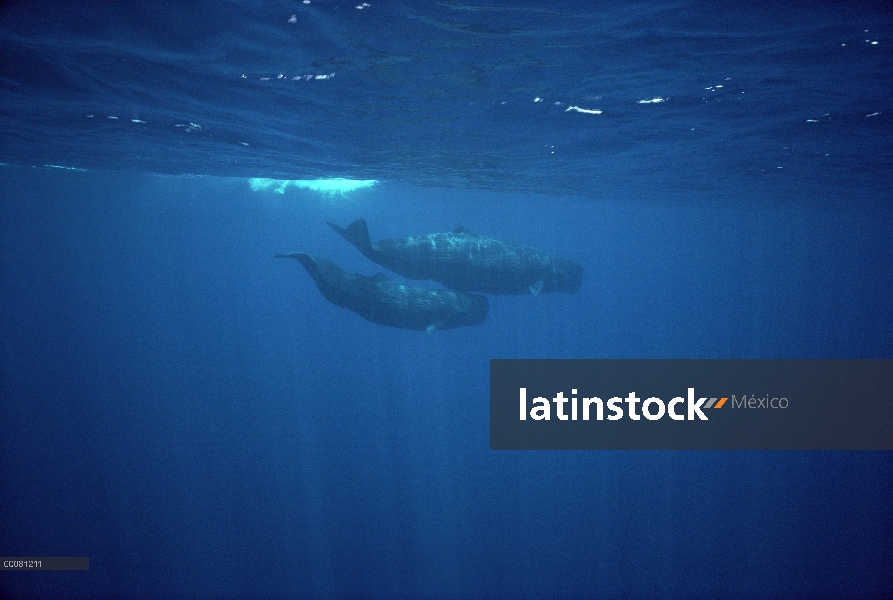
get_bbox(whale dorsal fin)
[529,279,544,295]
[426,324,438,334]
[453,226,476,235]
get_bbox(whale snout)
[464,293,489,326]
[563,261,584,294]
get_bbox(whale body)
[276,252,488,332]
[328,219,583,295]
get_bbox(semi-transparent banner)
[490,360,893,450]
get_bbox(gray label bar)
[490,359,893,450]
[1,557,89,570]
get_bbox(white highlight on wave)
[565,106,602,115]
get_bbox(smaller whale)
[276,252,488,332]
[328,219,584,295]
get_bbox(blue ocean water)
[1,1,892,599]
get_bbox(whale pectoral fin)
[529,280,544,295]
[426,324,438,334]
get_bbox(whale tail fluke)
[275,252,316,271]
[328,219,374,255]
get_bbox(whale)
[327,219,584,295]
[275,252,488,332]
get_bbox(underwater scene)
[1,1,891,598]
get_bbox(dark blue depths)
[1,0,892,597]
[0,172,891,599]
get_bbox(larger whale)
[328,219,584,295]
[276,252,488,332]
